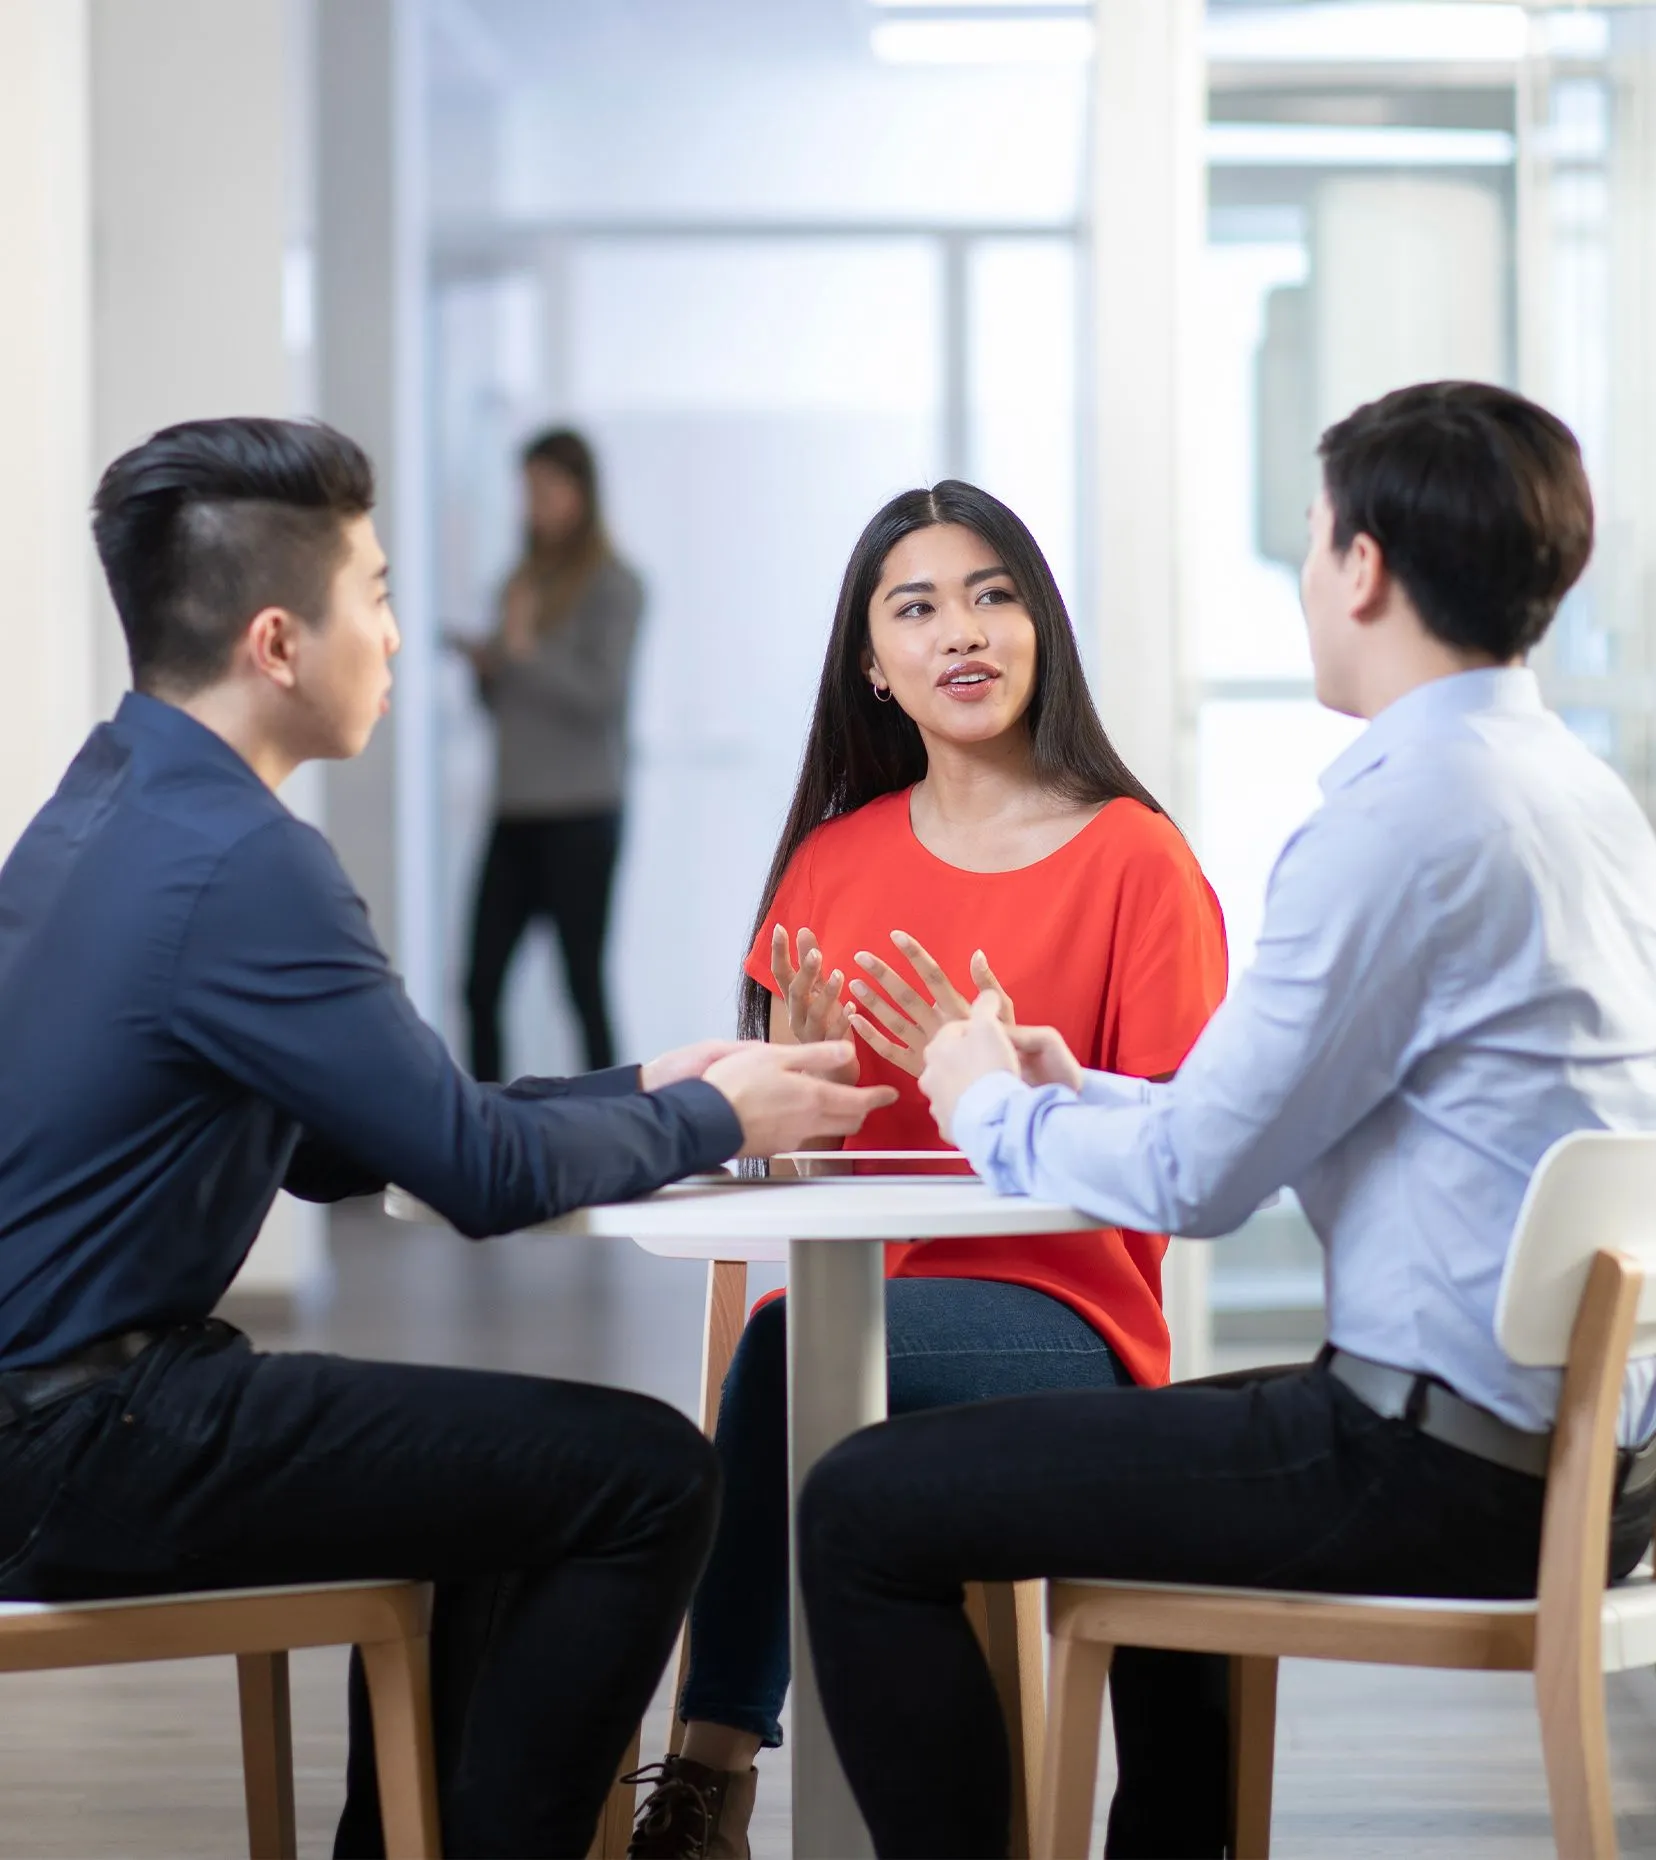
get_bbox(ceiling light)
[870,17,1096,63]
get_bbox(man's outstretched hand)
[1005,1023,1084,1094]
[920,997,1090,1140]
[640,1040,747,1093]
[701,1041,898,1159]
[918,993,1022,1139]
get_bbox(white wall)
[0,0,95,856]
[90,0,299,717]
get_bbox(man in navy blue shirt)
[0,416,892,1858]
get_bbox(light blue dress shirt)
[953,669,1656,1436]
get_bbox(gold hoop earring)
[871,682,893,704]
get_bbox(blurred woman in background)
[455,428,643,1079]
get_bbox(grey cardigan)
[479,556,645,818]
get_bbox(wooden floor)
[4,1203,1656,1858]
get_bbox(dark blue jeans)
[678,1278,1127,1746]
[0,1321,720,1859]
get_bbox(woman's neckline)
[900,786,1120,876]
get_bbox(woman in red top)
[626,483,1225,1857]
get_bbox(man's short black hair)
[91,417,376,696]
[1318,381,1594,661]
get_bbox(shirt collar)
[1318,666,1543,797]
[113,691,270,791]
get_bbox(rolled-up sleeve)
[951,806,1438,1236]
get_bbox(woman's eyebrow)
[883,566,1011,603]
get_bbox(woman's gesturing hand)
[846,933,1014,1078]
[771,925,854,1047]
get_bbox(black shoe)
[623,1755,756,1859]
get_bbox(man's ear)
[1346,531,1390,625]
[245,607,303,690]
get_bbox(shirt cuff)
[570,1063,646,1098]
[951,1070,1025,1185]
[657,1079,745,1170]
[502,1064,643,1101]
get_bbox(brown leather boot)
[623,1755,757,1860]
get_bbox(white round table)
[387,1172,1093,1860]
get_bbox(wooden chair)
[594,1259,1050,1859]
[1034,1129,1656,1860]
[0,1576,439,1858]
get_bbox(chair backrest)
[1495,1131,1656,1369]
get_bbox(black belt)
[1323,1346,1656,1498]
[0,1329,163,1428]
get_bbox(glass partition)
[432,226,1086,1072]
[1195,1,1656,1335]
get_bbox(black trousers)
[799,1359,1656,1859]
[465,812,622,1081]
[0,1322,719,1859]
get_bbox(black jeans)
[0,1322,719,1859]
[465,812,623,1081]
[799,1359,1656,1859]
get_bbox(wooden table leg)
[666,1258,750,1761]
[786,1237,886,1860]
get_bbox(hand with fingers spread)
[703,1041,898,1158]
[770,925,858,1081]
[845,931,1015,1078]
[918,993,1021,1139]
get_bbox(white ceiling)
[440,0,868,92]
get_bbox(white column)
[1091,0,1211,1378]
[1598,17,1656,815]
[0,0,95,858]
[89,0,323,1297]
[316,0,438,1019]
[1091,0,1204,813]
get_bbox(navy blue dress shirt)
[0,693,742,1369]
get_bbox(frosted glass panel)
[1195,699,1363,970]
[441,238,946,1075]
[1189,241,1314,682]
[572,240,941,415]
[967,239,1079,622]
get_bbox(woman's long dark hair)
[512,428,611,634]
[738,480,1164,1040]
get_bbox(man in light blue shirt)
[796,382,1656,1858]
[948,661,1656,1440]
